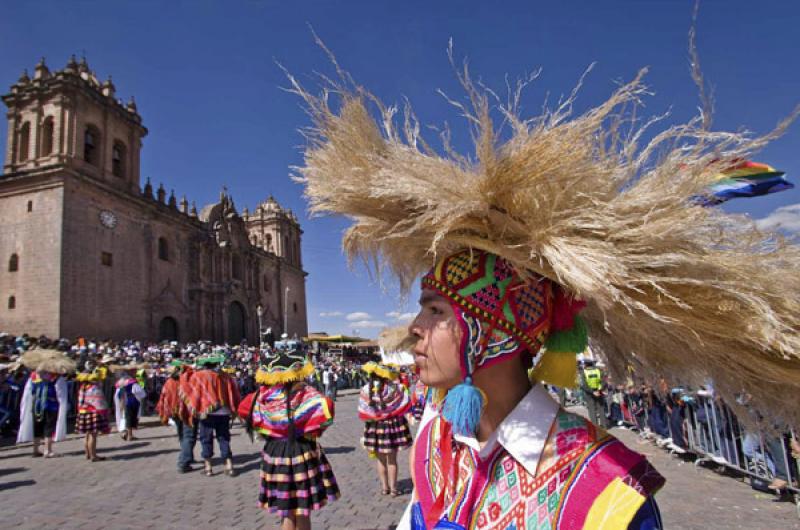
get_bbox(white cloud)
[386,311,416,322]
[756,204,800,233]
[346,312,372,321]
[350,320,387,329]
[319,311,343,318]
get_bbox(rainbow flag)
[699,160,793,206]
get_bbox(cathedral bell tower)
[2,56,147,194]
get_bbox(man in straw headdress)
[286,34,800,528]
[17,348,75,457]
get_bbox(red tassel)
[551,287,586,331]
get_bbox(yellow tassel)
[531,350,578,388]
[255,361,315,385]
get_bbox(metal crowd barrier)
[682,393,800,497]
[605,388,800,516]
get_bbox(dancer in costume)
[181,351,240,476]
[358,362,412,497]
[157,360,196,472]
[17,349,75,457]
[287,48,800,527]
[409,379,427,422]
[112,362,147,441]
[76,359,111,461]
[238,335,339,530]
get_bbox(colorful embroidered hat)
[256,336,314,385]
[421,249,587,435]
[362,361,400,380]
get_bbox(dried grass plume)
[287,41,800,429]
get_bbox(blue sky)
[2,1,799,337]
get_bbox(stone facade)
[0,57,308,343]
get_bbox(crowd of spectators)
[563,362,800,495]
[0,331,381,440]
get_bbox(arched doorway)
[159,316,179,342]
[227,301,246,344]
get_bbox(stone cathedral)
[0,57,308,344]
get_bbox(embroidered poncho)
[180,368,241,421]
[156,376,184,423]
[238,382,334,439]
[358,381,411,421]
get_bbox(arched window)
[112,141,126,177]
[41,116,54,156]
[265,234,272,251]
[284,236,288,258]
[8,253,19,272]
[84,125,99,165]
[27,200,33,212]
[293,302,298,314]
[158,237,169,261]
[18,122,30,162]
[7,296,15,310]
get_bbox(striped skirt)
[76,411,111,434]
[362,416,412,453]
[259,437,340,517]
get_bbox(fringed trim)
[255,361,315,385]
[75,367,107,383]
[362,361,399,380]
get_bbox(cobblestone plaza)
[1,390,797,529]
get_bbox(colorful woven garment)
[258,436,341,517]
[179,368,241,421]
[156,376,185,423]
[238,383,334,439]
[358,381,411,421]
[411,410,664,529]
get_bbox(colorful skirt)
[76,411,110,434]
[362,416,412,453]
[259,437,340,517]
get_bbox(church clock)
[99,210,118,229]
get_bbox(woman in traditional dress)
[75,359,111,461]
[358,362,412,497]
[112,363,147,441]
[238,335,339,530]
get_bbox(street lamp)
[283,286,290,336]
[256,304,263,347]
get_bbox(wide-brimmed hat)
[20,348,76,374]
[362,361,399,381]
[196,354,225,367]
[255,337,313,385]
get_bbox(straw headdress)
[20,348,76,375]
[288,44,800,429]
[378,326,417,353]
[110,362,148,373]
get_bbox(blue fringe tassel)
[442,377,485,437]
